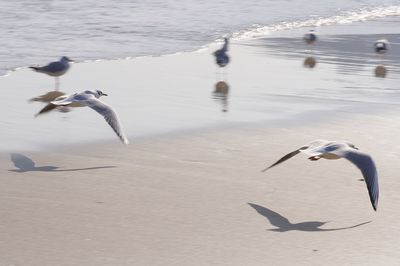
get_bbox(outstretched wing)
[261,148,304,172]
[36,103,58,117]
[341,149,379,211]
[84,98,129,144]
[261,140,331,172]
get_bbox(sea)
[0,0,399,75]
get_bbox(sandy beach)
[2,16,400,265]
[2,112,400,265]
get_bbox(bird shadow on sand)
[9,153,116,173]
[248,203,371,232]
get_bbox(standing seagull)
[46,90,129,144]
[374,39,390,54]
[29,56,73,90]
[214,38,230,68]
[303,30,317,45]
[262,140,379,211]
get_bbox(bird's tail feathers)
[29,66,41,71]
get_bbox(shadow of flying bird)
[9,153,116,173]
[248,203,371,232]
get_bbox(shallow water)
[1,0,399,75]
[2,19,400,152]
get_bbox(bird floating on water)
[303,30,317,44]
[29,56,73,90]
[214,38,230,68]
[38,90,129,144]
[374,39,389,54]
[262,140,379,211]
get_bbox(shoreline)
[2,30,399,152]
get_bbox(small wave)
[231,5,400,41]
[2,5,399,78]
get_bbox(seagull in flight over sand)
[29,56,73,90]
[214,38,230,67]
[374,39,390,54]
[262,140,379,211]
[43,90,129,144]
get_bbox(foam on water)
[232,5,400,40]
[1,1,399,76]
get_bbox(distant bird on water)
[262,140,379,211]
[39,90,129,144]
[303,30,317,44]
[29,56,73,90]
[374,39,390,54]
[214,38,230,67]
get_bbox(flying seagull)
[42,90,129,144]
[214,38,230,67]
[29,56,73,90]
[374,39,390,54]
[262,140,379,211]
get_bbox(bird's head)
[347,142,359,150]
[61,56,74,62]
[95,90,108,98]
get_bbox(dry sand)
[1,111,400,265]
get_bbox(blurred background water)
[1,0,399,75]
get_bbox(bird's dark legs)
[215,66,228,82]
[222,67,228,81]
[55,77,60,91]
[308,156,320,161]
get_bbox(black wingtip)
[261,166,272,172]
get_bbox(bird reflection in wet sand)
[32,91,85,117]
[212,81,229,112]
[374,65,387,78]
[29,90,75,116]
[248,203,371,232]
[9,153,116,173]
[303,56,317,68]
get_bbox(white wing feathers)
[51,93,129,144]
[340,149,379,211]
[85,98,129,144]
